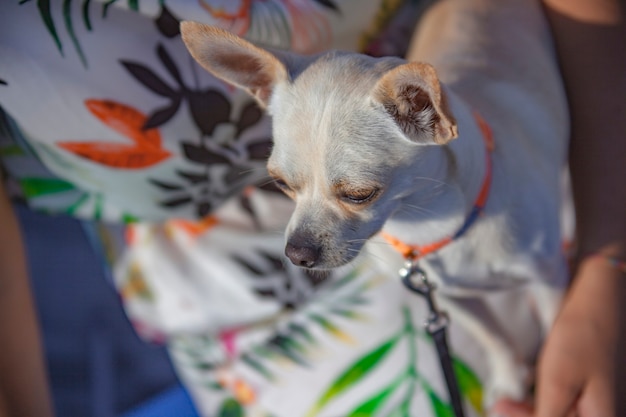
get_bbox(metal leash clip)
[399,260,450,334]
[399,260,466,417]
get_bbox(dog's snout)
[285,238,321,268]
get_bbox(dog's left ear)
[373,62,458,145]
[180,21,288,107]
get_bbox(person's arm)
[0,180,54,417]
[494,1,626,416]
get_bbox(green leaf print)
[122,213,139,224]
[309,314,354,345]
[26,0,144,68]
[82,0,93,30]
[0,144,25,157]
[453,357,484,414]
[241,354,275,382]
[102,0,118,17]
[62,0,88,67]
[346,371,405,417]
[424,384,455,417]
[268,334,309,366]
[305,334,401,417]
[218,398,244,417]
[304,305,485,417]
[65,193,89,215]
[36,0,64,55]
[325,267,359,291]
[330,308,367,321]
[19,177,76,198]
[287,322,317,345]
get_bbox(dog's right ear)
[180,22,288,108]
[373,62,458,145]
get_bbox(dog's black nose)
[285,241,321,268]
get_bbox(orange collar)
[382,112,494,261]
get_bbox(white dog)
[180,0,570,410]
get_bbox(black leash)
[399,261,466,417]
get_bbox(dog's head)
[181,22,458,269]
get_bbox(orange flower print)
[199,0,252,35]
[57,99,171,169]
[216,368,257,406]
[167,215,220,239]
[199,0,335,54]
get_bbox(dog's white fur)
[181,0,569,410]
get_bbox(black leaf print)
[149,179,184,191]
[138,44,274,215]
[181,143,230,165]
[236,102,264,135]
[224,166,252,186]
[231,250,327,307]
[157,44,185,86]
[176,170,208,184]
[0,79,7,86]
[152,169,236,216]
[232,254,265,276]
[143,98,182,129]
[122,45,265,138]
[240,252,284,275]
[121,61,178,97]
[261,251,284,271]
[246,140,272,161]
[240,192,259,228]
[155,5,180,38]
[187,90,231,136]
[160,195,193,208]
[196,201,213,217]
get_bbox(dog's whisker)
[267,230,285,236]
[401,204,438,215]
[346,238,368,244]
[356,246,389,265]
[396,205,441,219]
[255,177,280,188]
[237,167,270,176]
[413,176,451,188]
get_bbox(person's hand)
[514,0,626,415]
[492,255,621,417]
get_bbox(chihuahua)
[181,0,570,410]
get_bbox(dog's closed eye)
[340,187,379,205]
[273,177,291,192]
[271,176,298,200]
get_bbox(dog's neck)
[383,88,490,248]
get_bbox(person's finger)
[534,350,582,417]
[534,381,579,417]
[578,374,615,417]
[491,398,533,417]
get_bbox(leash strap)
[431,328,465,417]
[400,261,466,417]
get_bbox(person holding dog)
[0,0,624,416]
[493,0,626,416]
